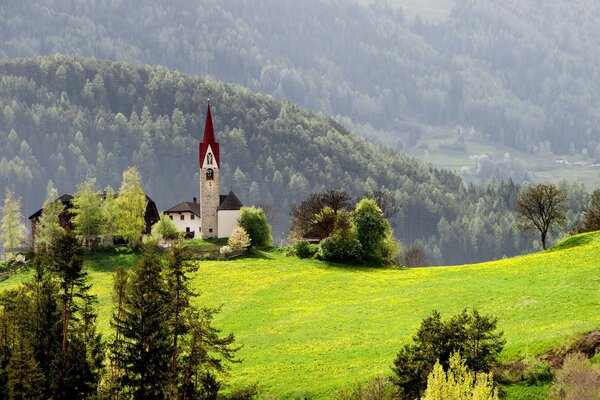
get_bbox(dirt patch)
[540,331,600,369]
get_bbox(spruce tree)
[111,245,172,400]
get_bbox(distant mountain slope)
[0,56,546,264]
[2,0,599,158]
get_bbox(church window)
[207,153,213,165]
[206,168,214,180]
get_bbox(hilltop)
[0,55,565,265]
[2,231,599,398]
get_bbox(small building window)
[180,215,185,221]
[191,214,195,220]
[169,215,173,220]
[186,227,190,232]
[209,228,213,233]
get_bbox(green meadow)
[2,232,600,398]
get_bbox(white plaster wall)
[217,210,240,238]
[165,211,202,236]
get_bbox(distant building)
[164,101,243,239]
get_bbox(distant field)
[2,232,600,398]
[409,137,600,188]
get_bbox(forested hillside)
[2,0,600,158]
[1,56,582,264]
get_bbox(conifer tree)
[111,245,172,399]
[0,187,27,254]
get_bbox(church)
[164,102,243,239]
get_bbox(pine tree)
[111,245,172,400]
[0,187,27,254]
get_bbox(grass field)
[2,232,600,398]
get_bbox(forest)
[0,56,593,264]
[2,0,600,157]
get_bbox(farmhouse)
[28,193,160,242]
[164,102,243,239]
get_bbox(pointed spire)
[202,99,216,144]
[199,99,220,168]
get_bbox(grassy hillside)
[2,233,600,398]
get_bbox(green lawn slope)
[2,232,600,398]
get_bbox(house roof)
[199,101,220,168]
[165,201,201,217]
[218,191,243,211]
[28,194,74,220]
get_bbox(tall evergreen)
[111,245,172,400]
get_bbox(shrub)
[319,235,363,263]
[550,352,600,400]
[403,245,430,267]
[220,245,233,257]
[228,226,251,253]
[336,376,397,400]
[150,213,179,240]
[238,207,272,247]
[391,309,505,399]
[422,352,499,400]
[294,240,318,259]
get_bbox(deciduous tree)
[0,187,27,253]
[116,167,147,246]
[239,207,272,246]
[581,189,600,233]
[34,186,65,250]
[516,183,567,249]
[422,352,499,400]
[72,177,102,247]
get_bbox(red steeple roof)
[199,101,220,168]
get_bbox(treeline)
[0,56,594,264]
[2,0,600,155]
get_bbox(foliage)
[0,56,589,264]
[294,240,319,259]
[0,186,27,252]
[290,190,353,240]
[365,189,402,226]
[581,189,600,233]
[549,353,600,400]
[422,352,499,400]
[100,186,119,241]
[352,198,395,263]
[150,213,179,241]
[34,185,65,250]
[72,177,102,246]
[517,183,568,250]
[319,235,363,263]
[391,309,505,399]
[238,207,272,247]
[228,226,251,254]
[115,166,146,246]
[336,376,397,400]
